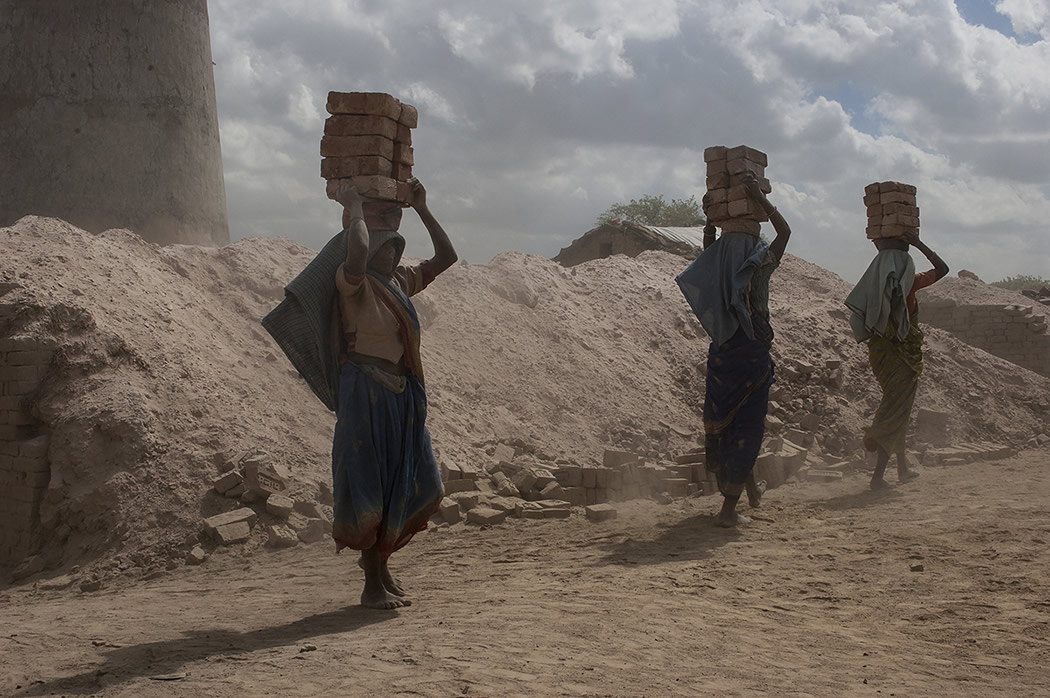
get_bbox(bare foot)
[380,561,406,597]
[898,469,920,483]
[870,477,890,491]
[359,556,407,597]
[715,512,751,528]
[746,479,767,509]
[360,586,409,610]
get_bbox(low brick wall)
[0,333,52,566]
[921,300,1049,377]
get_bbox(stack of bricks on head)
[703,145,772,236]
[321,91,418,204]
[864,181,919,239]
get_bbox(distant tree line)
[597,194,704,227]
[991,274,1050,291]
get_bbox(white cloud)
[206,0,1050,283]
[996,0,1050,37]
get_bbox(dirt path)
[4,449,1050,697]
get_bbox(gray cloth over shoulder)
[262,230,346,411]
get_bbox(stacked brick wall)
[921,300,1050,377]
[0,302,52,566]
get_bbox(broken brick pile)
[433,443,720,529]
[321,91,417,204]
[703,145,773,236]
[863,181,919,239]
[196,450,335,565]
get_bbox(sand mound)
[918,274,1050,319]
[2,216,1047,581]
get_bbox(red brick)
[726,158,764,176]
[706,172,730,190]
[0,365,36,382]
[21,468,50,489]
[728,173,770,191]
[12,456,49,474]
[326,91,401,119]
[320,135,395,159]
[396,180,414,203]
[726,184,750,202]
[0,396,23,411]
[881,223,912,236]
[324,115,399,139]
[9,484,40,504]
[883,203,919,217]
[4,410,34,426]
[327,176,391,201]
[727,198,767,221]
[203,507,258,532]
[320,156,394,179]
[3,498,36,521]
[705,203,729,221]
[880,191,916,205]
[397,103,419,128]
[703,146,728,162]
[393,143,414,166]
[726,145,767,166]
[0,424,33,440]
[7,381,38,396]
[215,521,251,545]
[881,213,920,227]
[4,351,51,366]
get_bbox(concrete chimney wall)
[0,0,229,246]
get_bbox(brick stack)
[321,91,417,203]
[0,331,53,566]
[864,181,919,239]
[919,299,1050,378]
[703,145,772,236]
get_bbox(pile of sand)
[2,216,1047,580]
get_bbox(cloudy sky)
[208,0,1050,283]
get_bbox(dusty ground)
[4,449,1050,697]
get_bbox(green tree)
[991,274,1050,291]
[597,194,704,227]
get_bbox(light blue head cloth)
[676,232,770,347]
[844,249,916,342]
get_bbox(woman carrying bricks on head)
[264,178,457,609]
[676,172,792,527]
[845,229,948,490]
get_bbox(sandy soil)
[4,448,1050,698]
[3,217,1048,585]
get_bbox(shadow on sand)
[813,485,903,512]
[591,510,747,567]
[18,605,392,696]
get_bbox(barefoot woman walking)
[676,172,793,527]
[846,230,948,490]
[264,178,457,608]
